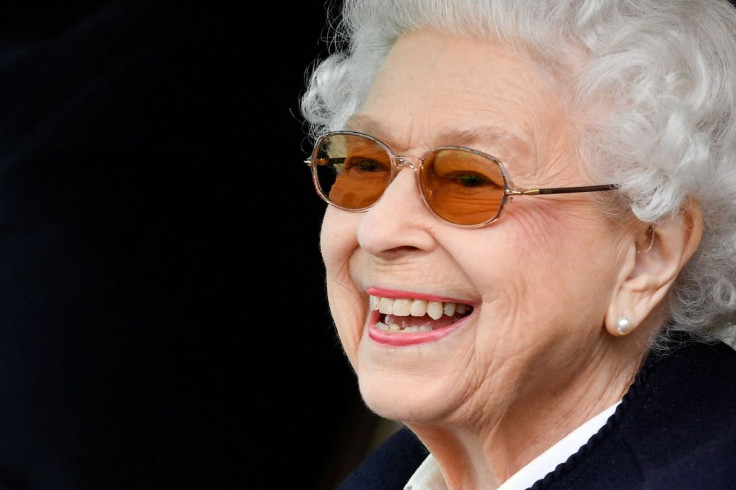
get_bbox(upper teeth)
[369,295,469,320]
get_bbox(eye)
[426,149,506,190]
[346,157,381,171]
[442,171,502,190]
[453,172,494,188]
[345,156,390,173]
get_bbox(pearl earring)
[616,317,634,335]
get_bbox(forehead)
[355,30,578,167]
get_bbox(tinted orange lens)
[313,133,392,210]
[420,148,506,225]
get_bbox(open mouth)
[370,295,474,333]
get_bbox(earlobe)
[604,200,703,337]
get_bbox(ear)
[605,199,703,337]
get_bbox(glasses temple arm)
[304,157,345,167]
[509,184,618,196]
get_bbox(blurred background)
[0,1,384,488]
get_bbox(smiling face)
[320,31,635,434]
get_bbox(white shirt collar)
[404,401,620,490]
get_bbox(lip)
[368,310,471,346]
[366,286,471,304]
[366,288,475,347]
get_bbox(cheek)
[320,209,365,364]
[459,205,621,327]
[507,198,617,260]
[455,207,554,282]
[319,208,351,269]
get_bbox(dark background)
[0,1,378,488]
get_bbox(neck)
[406,334,649,489]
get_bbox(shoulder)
[535,339,736,489]
[337,426,429,490]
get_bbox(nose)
[356,159,436,255]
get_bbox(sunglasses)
[305,131,617,228]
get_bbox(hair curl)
[300,0,736,347]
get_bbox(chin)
[357,370,455,422]
[360,389,431,422]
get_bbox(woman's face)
[320,31,631,428]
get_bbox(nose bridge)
[396,154,421,171]
[394,154,424,194]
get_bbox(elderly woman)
[300,0,736,488]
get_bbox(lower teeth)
[376,322,434,333]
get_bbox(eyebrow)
[345,115,394,142]
[345,114,531,161]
